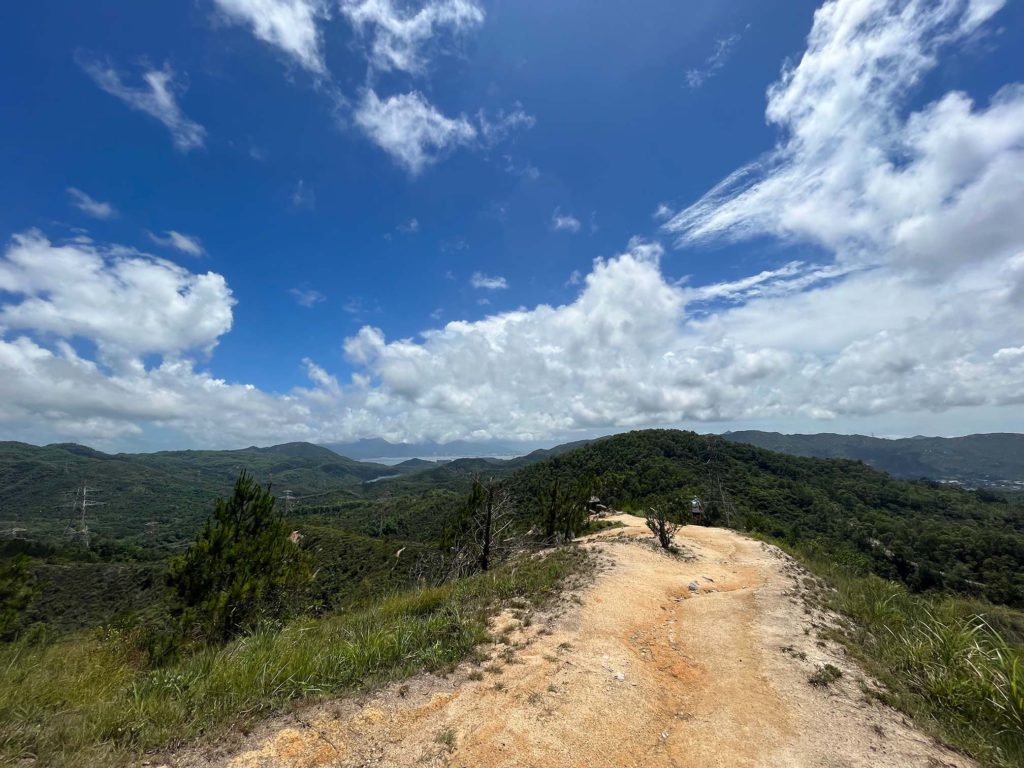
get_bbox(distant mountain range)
[321,437,551,460]
[723,431,1024,487]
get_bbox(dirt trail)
[169,516,974,768]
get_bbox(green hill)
[508,430,1024,606]
[0,441,397,547]
[724,431,1024,487]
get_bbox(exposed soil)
[163,515,974,768]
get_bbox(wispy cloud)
[340,0,484,75]
[354,89,476,174]
[79,57,206,151]
[477,105,535,146]
[289,287,326,307]
[292,179,315,208]
[148,230,205,257]
[397,218,420,233]
[652,203,673,221]
[551,208,581,233]
[470,272,508,290]
[67,188,116,219]
[685,31,743,89]
[211,0,330,74]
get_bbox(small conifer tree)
[167,471,311,642]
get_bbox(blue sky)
[1,0,1022,450]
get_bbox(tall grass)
[785,541,1024,768]
[0,546,588,768]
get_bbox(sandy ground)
[163,515,974,768]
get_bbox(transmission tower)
[64,483,105,549]
[704,437,735,527]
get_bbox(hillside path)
[171,515,974,768]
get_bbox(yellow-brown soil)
[165,515,973,768]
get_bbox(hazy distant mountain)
[723,431,1024,487]
[321,437,551,460]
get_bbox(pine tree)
[167,471,312,642]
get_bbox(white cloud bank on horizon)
[4,0,1023,448]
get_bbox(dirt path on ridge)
[166,515,974,768]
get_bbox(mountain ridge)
[722,430,1024,486]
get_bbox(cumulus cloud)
[67,188,116,219]
[551,208,582,233]
[0,232,232,361]
[354,89,476,173]
[148,230,205,257]
[470,272,508,290]
[79,58,206,151]
[211,0,330,74]
[340,0,484,74]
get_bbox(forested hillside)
[508,430,1024,606]
[724,431,1024,487]
[0,441,398,548]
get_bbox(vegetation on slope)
[725,430,1024,487]
[785,540,1024,768]
[2,428,1022,766]
[509,430,1024,607]
[0,441,398,547]
[0,545,586,767]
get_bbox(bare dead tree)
[469,482,516,572]
[645,506,679,550]
[430,477,520,583]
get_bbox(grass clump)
[0,546,588,768]
[779,541,1024,768]
[808,664,842,687]
[434,727,456,751]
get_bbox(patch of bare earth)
[162,515,974,768]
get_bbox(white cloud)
[211,0,330,74]
[79,59,206,152]
[67,188,116,219]
[1,225,1022,447]
[148,230,205,257]
[340,0,484,74]
[0,231,232,361]
[292,178,315,208]
[470,272,508,290]
[290,287,325,307]
[551,208,582,233]
[665,0,1017,278]
[685,32,742,89]
[397,217,420,233]
[652,203,673,222]
[477,106,535,146]
[354,89,476,174]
